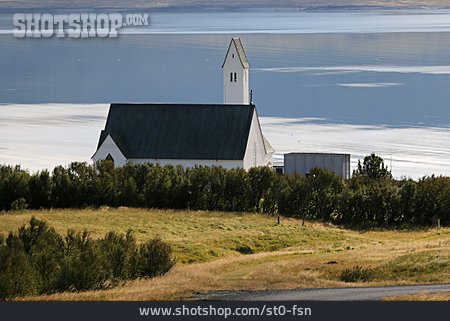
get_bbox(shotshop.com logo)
[13,13,149,38]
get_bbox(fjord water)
[1,10,450,177]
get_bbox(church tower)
[222,38,250,105]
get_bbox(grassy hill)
[0,208,449,300]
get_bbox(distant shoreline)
[1,4,450,13]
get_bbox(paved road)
[206,284,450,301]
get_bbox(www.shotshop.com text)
[139,305,312,318]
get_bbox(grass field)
[384,292,450,301]
[0,208,449,301]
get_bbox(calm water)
[1,10,450,178]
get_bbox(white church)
[92,38,274,170]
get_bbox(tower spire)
[222,37,250,104]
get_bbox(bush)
[339,265,374,283]
[0,235,37,299]
[0,218,175,299]
[56,230,107,292]
[235,244,253,255]
[10,198,28,211]
[99,230,137,281]
[18,217,65,293]
[136,238,175,278]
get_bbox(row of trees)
[0,154,448,226]
[0,218,175,299]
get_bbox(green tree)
[396,180,417,224]
[303,168,346,221]
[277,174,307,218]
[415,176,450,225]
[353,153,392,180]
[51,165,73,208]
[186,166,216,210]
[93,160,117,206]
[247,167,277,213]
[0,165,30,211]
[223,168,250,211]
[68,162,95,207]
[28,170,52,209]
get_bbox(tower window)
[232,53,235,58]
[230,72,233,82]
[234,72,237,82]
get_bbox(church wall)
[243,110,271,169]
[128,158,243,169]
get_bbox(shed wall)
[284,153,351,179]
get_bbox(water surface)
[1,10,450,177]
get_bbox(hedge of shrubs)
[0,155,449,227]
[0,217,175,299]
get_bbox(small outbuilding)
[284,153,351,179]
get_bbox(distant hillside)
[1,0,450,11]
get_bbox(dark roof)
[96,104,256,160]
[222,37,250,69]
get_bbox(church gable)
[243,109,272,169]
[92,133,128,167]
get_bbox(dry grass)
[0,208,449,301]
[384,292,450,301]
[0,207,371,264]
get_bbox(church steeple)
[222,38,250,105]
